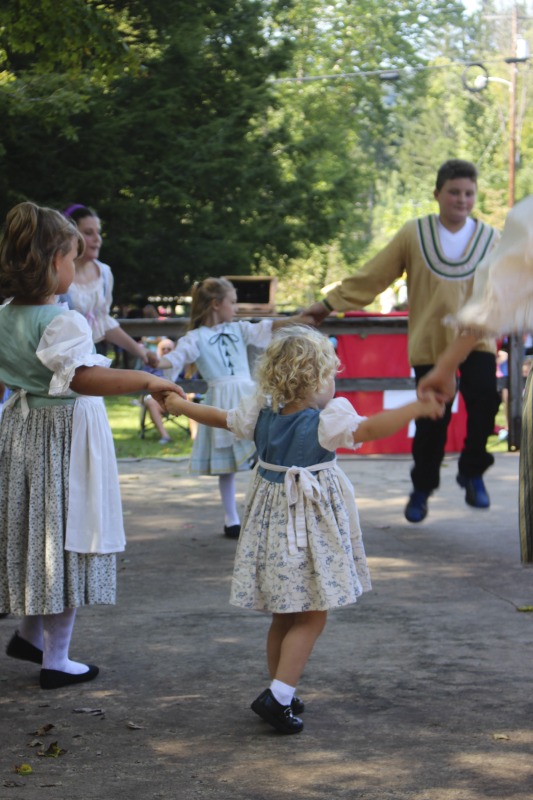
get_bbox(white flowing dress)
[164,320,273,474]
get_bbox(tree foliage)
[1,1,533,305]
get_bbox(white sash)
[3,388,30,419]
[258,457,352,555]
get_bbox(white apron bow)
[257,457,335,555]
[3,388,30,420]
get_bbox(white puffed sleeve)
[239,319,274,348]
[227,393,263,440]
[36,310,111,396]
[318,397,367,451]
[162,331,201,382]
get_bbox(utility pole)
[506,3,525,452]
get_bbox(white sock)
[218,473,240,527]
[19,614,44,650]
[42,609,89,675]
[270,679,296,707]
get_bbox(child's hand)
[417,390,445,420]
[301,302,331,326]
[146,377,186,398]
[417,365,456,404]
[145,351,160,369]
[162,392,184,417]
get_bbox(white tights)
[20,610,89,674]
[218,473,240,527]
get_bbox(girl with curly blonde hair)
[163,325,443,734]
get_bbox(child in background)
[156,277,311,538]
[142,338,176,444]
[162,326,444,734]
[0,202,182,690]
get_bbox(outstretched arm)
[271,307,328,331]
[161,393,229,430]
[103,326,158,367]
[69,366,185,399]
[299,301,333,327]
[353,393,444,444]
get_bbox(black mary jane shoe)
[6,631,43,665]
[291,695,305,715]
[251,688,303,734]
[40,664,100,690]
[224,524,241,539]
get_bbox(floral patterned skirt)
[0,405,116,615]
[230,467,371,613]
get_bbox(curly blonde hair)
[255,325,340,411]
[0,201,82,301]
[188,277,234,330]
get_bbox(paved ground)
[1,451,532,800]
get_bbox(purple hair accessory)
[63,203,87,217]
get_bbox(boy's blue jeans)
[411,352,500,495]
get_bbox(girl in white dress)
[0,202,182,690]
[62,204,157,367]
[162,326,444,734]
[157,277,311,538]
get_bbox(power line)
[269,57,521,85]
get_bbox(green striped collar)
[417,215,496,279]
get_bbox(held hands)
[145,350,159,369]
[158,391,184,418]
[137,345,159,368]
[148,379,186,413]
[300,301,332,327]
[417,365,457,405]
[415,389,446,421]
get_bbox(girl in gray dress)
[0,202,182,690]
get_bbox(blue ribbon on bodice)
[208,330,240,375]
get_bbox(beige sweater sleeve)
[323,226,409,311]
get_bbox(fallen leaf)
[14,763,32,775]
[28,724,54,736]
[125,721,145,730]
[517,606,533,612]
[492,733,510,740]
[38,742,67,758]
[73,707,104,716]
[28,740,43,748]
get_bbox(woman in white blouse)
[62,204,156,366]
[418,195,533,562]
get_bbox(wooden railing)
[120,314,416,393]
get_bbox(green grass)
[105,395,194,459]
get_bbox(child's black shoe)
[251,688,303,734]
[291,695,305,714]
[6,631,43,665]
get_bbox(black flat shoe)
[251,688,303,734]
[6,632,43,665]
[224,524,241,539]
[291,695,305,714]
[40,664,99,690]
